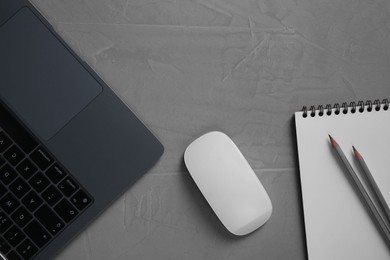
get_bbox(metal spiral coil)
[301,99,389,117]
[341,102,348,114]
[334,103,340,115]
[374,99,381,111]
[350,102,356,113]
[358,101,364,112]
[366,100,373,112]
[325,104,332,115]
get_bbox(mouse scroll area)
[184,131,272,236]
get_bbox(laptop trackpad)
[0,8,102,140]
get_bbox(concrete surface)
[29,0,390,259]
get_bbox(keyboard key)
[4,226,25,247]
[70,190,91,211]
[54,199,78,223]
[42,186,62,206]
[0,165,17,185]
[0,194,20,214]
[16,159,37,180]
[0,156,5,168]
[34,205,64,235]
[16,239,37,260]
[0,103,38,154]
[58,177,78,197]
[45,164,66,184]
[0,104,94,259]
[9,178,30,199]
[30,148,52,170]
[0,236,10,254]
[0,212,12,233]
[28,173,49,193]
[23,220,51,248]
[0,183,7,198]
[0,132,12,153]
[11,207,32,228]
[4,145,24,166]
[21,191,42,212]
[6,250,22,260]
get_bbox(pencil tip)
[328,134,338,148]
[353,146,362,159]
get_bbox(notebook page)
[295,106,390,260]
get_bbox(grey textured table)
[29,0,390,259]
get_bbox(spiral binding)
[302,99,389,118]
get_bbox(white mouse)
[184,131,272,236]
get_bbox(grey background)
[29,0,390,259]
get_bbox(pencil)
[353,146,390,231]
[329,135,390,247]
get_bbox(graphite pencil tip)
[328,134,338,148]
[353,146,362,160]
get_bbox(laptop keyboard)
[0,103,93,260]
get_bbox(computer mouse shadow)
[179,158,257,241]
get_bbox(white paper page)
[295,105,390,260]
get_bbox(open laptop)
[0,0,164,259]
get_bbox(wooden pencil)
[353,146,390,231]
[329,135,390,248]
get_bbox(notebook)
[295,99,390,260]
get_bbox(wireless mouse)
[184,131,272,236]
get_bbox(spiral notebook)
[295,100,390,260]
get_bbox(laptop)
[0,0,164,259]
